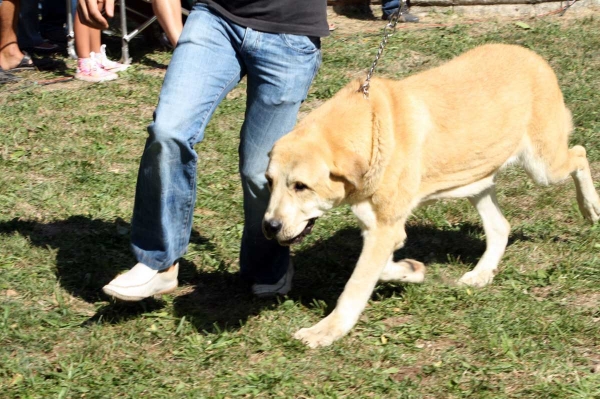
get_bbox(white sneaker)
[94,45,130,73]
[252,261,294,298]
[75,57,118,83]
[102,262,179,301]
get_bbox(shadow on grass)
[0,216,200,303]
[0,216,133,299]
[170,221,506,333]
[332,3,377,20]
[0,216,521,333]
[286,222,492,308]
[0,215,270,329]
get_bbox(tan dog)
[263,44,600,348]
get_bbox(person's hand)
[77,0,115,29]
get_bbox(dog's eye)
[294,182,308,192]
[266,176,273,188]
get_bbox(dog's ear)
[330,156,368,193]
[328,110,385,194]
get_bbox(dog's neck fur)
[346,80,397,202]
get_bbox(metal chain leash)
[358,2,404,98]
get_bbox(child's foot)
[75,57,118,82]
[94,44,129,73]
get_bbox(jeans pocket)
[280,34,321,54]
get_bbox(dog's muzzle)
[262,218,283,240]
[263,218,317,245]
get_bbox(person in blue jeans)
[381,0,419,23]
[78,0,328,300]
[17,0,60,52]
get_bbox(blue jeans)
[39,0,76,37]
[382,0,401,17]
[130,3,322,284]
[18,0,44,48]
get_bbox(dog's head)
[262,136,340,245]
[262,84,380,245]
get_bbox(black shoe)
[158,32,175,50]
[382,7,419,23]
[0,68,20,84]
[24,40,61,55]
[400,12,419,23]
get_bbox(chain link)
[358,2,404,98]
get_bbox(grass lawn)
[1,9,599,398]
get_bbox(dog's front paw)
[458,269,495,287]
[293,315,348,348]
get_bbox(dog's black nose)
[263,219,282,239]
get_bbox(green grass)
[1,12,600,398]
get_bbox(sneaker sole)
[105,66,129,73]
[253,284,288,298]
[74,74,118,83]
[102,280,178,302]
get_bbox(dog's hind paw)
[379,259,426,283]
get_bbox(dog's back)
[372,44,574,199]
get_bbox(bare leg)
[152,0,183,47]
[458,186,510,287]
[0,0,27,70]
[90,25,101,54]
[74,12,91,57]
[74,11,103,57]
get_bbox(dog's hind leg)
[458,185,510,287]
[523,143,600,223]
[570,147,600,223]
[379,257,425,283]
[521,104,600,222]
[550,146,600,223]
